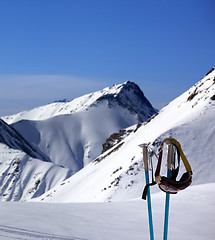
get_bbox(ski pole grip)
[138,143,150,171]
[166,140,176,170]
[142,144,149,171]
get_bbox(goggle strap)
[155,138,193,183]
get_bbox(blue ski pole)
[140,144,154,240]
[163,142,175,240]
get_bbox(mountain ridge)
[3,81,156,124]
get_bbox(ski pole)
[163,141,175,240]
[140,144,154,240]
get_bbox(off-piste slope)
[0,119,71,201]
[0,118,49,162]
[0,144,70,201]
[34,67,215,203]
[4,81,156,171]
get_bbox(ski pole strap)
[155,138,193,184]
[142,181,157,200]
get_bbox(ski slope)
[0,183,214,239]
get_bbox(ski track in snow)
[0,224,86,240]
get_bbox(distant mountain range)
[0,81,156,201]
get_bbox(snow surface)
[0,183,214,239]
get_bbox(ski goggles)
[155,138,193,194]
[158,171,192,194]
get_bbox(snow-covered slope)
[0,118,71,201]
[4,81,156,170]
[0,183,214,240]
[35,67,215,203]
[0,115,71,201]
[0,143,71,201]
[0,119,49,162]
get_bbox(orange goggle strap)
[155,138,193,184]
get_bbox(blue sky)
[0,0,214,116]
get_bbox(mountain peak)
[97,81,156,122]
[107,81,140,93]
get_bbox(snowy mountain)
[3,81,156,171]
[34,67,215,203]
[3,81,155,123]
[0,81,156,201]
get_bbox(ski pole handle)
[142,144,150,171]
[166,140,176,170]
